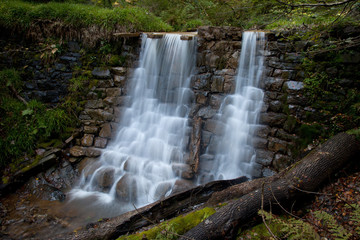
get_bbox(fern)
[347,204,360,235]
[313,211,351,240]
[259,210,320,240]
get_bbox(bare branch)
[275,0,358,7]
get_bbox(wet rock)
[34,184,66,201]
[172,163,194,179]
[197,106,217,119]
[85,148,102,157]
[154,182,172,199]
[78,157,99,175]
[92,68,111,79]
[70,146,86,157]
[204,119,225,135]
[116,174,136,201]
[81,134,94,147]
[171,179,195,194]
[95,168,114,189]
[94,137,107,148]
[84,126,99,134]
[99,123,112,139]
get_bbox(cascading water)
[69,34,197,218]
[202,31,266,182]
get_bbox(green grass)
[0,0,172,32]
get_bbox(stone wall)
[188,27,311,179]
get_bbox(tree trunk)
[180,132,360,240]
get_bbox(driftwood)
[180,132,360,240]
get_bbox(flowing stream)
[202,31,266,181]
[69,34,197,217]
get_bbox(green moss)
[117,207,216,240]
[347,128,360,141]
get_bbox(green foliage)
[0,68,22,90]
[258,210,320,240]
[313,211,351,240]
[0,69,75,167]
[257,205,360,240]
[117,207,216,240]
[0,0,172,32]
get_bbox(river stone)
[78,157,100,174]
[252,137,268,149]
[99,123,112,138]
[254,125,271,138]
[94,137,108,148]
[104,97,121,106]
[172,163,194,179]
[154,182,172,199]
[171,179,195,195]
[84,126,99,134]
[116,174,136,201]
[70,146,86,157]
[85,147,102,157]
[95,168,114,189]
[81,134,94,147]
[92,68,111,79]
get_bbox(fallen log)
[180,132,360,240]
[56,176,248,239]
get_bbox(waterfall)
[202,31,265,182]
[69,34,197,218]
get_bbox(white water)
[204,31,266,181]
[69,34,197,217]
